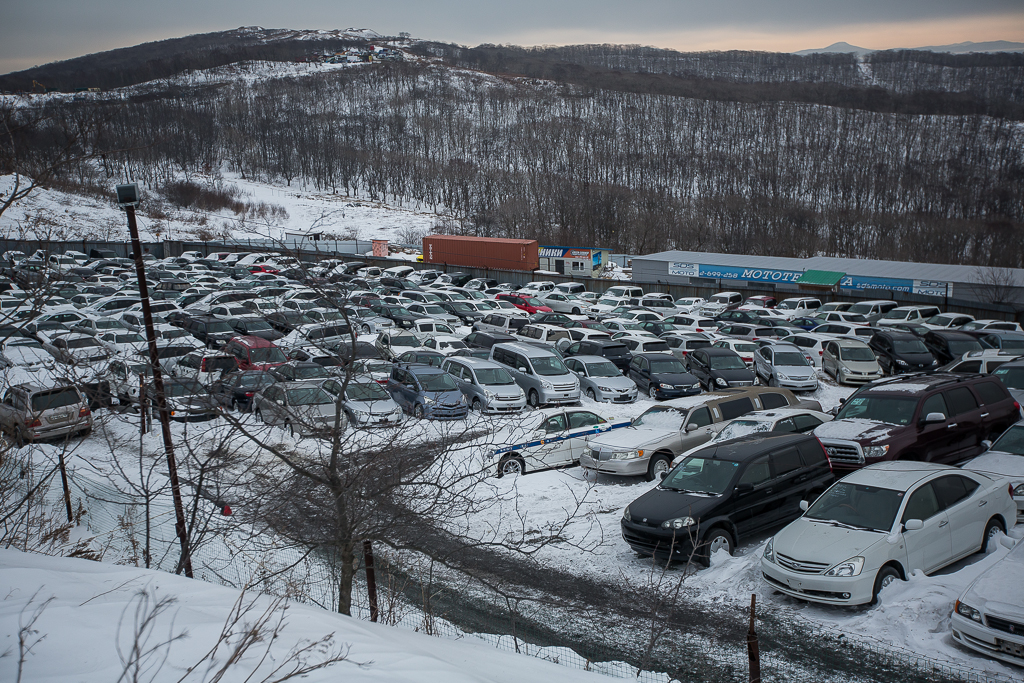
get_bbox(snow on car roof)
[841,461,955,490]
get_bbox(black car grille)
[775,553,830,574]
[987,615,1024,636]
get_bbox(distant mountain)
[797,39,1024,56]
[794,42,873,56]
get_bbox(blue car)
[386,362,469,420]
[789,317,821,331]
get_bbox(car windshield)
[893,339,929,354]
[839,346,875,361]
[715,420,774,442]
[242,319,274,331]
[948,340,982,356]
[165,380,205,397]
[155,345,195,359]
[776,300,801,310]
[733,343,758,353]
[661,456,738,495]
[250,347,287,364]
[532,356,569,376]
[586,361,621,378]
[420,373,457,392]
[294,365,329,380]
[390,334,420,348]
[598,299,618,306]
[287,387,334,405]
[882,310,910,320]
[710,355,747,370]
[237,372,274,388]
[114,334,145,343]
[67,337,103,349]
[835,395,919,425]
[774,352,808,366]
[992,366,1024,390]
[423,306,447,315]
[650,359,688,374]
[475,367,516,385]
[805,482,903,532]
[30,387,81,412]
[449,302,474,312]
[632,406,686,430]
[96,320,123,330]
[990,425,1024,455]
[346,382,390,401]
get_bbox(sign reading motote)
[669,262,951,296]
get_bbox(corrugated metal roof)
[795,270,845,286]
[638,250,1024,284]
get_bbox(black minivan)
[620,433,834,564]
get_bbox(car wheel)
[361,324,371,334]
[528,390,540,408]
[571,307,581,315]
[472,397,483,411]
[701,528,733,565]
[871,565,902,604]
[586,388,597,401]
[497,455,526,478]
[413,403,425,419]
[646,454,671,481]
[981,518,1005,553]
[648,385,659,400]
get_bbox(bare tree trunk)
[337,541,356,616]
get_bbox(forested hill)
[0,27,384,93]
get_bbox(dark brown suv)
[814,373,1020,472]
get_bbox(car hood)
[650,372,699,385]
[427,390,464,405]
[839,360,880,371]
[962,451,1024,481]
[961,542,1024,618]
[774,365,816,379]
[773,517,887,566]
[712,368,755,381]
[591,427,673,450]
[627,487,723,525]
[588,375,636,390]
[167,395,218,411]
[346,398,399,414]
[814,418,899,444]
[894,352,934,365]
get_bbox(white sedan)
[951,537,1024,666]
[761,461,1017,606]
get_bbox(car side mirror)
[922,412,946,424]
[903,519,923,531]
[659,471,668,481]
[684,423,698,432]
[518,366,528,373]
[981,440,992,450]
[838,397,846,405]
[274,399,284,406]
[735,483,754,494]
[799,500,809,511]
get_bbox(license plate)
[999,640,1024,656]
[50,413,69,422]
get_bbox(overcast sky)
[3,0,1023,74]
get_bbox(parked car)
[0,382,92,444]
[923,330,985,365]
[537,292,589,315]
[627,353,701,400]
[951,535,1024,666]
[664,334,713,361]
[374,330,425,362]
[441,356,526,413]
[991,359,1024,404]
[462,330,518,350]
[753,343,819,392]
[941,349,1021,375]
[673,408,833,464]
[877,305,942,328]
[868,329,938,375]
[228,316,284,342]
[685,347,756,390]
[490,408,631,476]
[0,338,54,371]
[473,313,529,336]
[921,313,976,330]
[208,371,277,411]
[582,386,811,480]
[386,363,469,420]
[489,342,581,408]
[962,319,1024,333]
[561,339,633,373]
[961,419,1024,526]
[814,373,1021,472]
[761,461,1016,606]
[396,349,446,367]
[775,298,822,318]
[622,433,834,564]
[143,378,221,422]
[564,355,638,404]
[617,336,672,355]
[317,378,403,426]
[222,335,288,371]
[821,338,883,385]
[253,381,345,436]
[845,300,900,324]
[495,293,553,315]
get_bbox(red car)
[495,293,553,315]
[249,264,280,274]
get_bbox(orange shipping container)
[422,235,539,271]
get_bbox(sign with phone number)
[668,263,951,296]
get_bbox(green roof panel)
[795,270,845,286]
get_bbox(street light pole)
[118,183,194,578]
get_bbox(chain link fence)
[1,446,1018,683]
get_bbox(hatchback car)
[761,461,1016,606]
[318,378,403,426]
[622,433,834,564]
[753,343,819,392]
[0,382,92,444]
[868,330,938,375]
[442,356,526,413]
[685,347,756,389]
[386,363,469,420]
[143,378,221,422]
[208,371,277,411]
[565,355,638,404]
[253,381,344,437]
[821,338,883,385]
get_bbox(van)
[845,299,899,323]
[876,305,943,327]
[554,283,587,295]
[489,342,581,407]
[223,335,288,370]
[606,286,644,299]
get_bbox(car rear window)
[974,380,1008,405]
[719,397,754,420]
[759,392,789,410]
[771,446,802,475]
[992,366,1024,391]
[798,440,828,466]
[31,387,81,412]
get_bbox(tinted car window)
[902,483,941,522]
[932,475,978,509]
[797,440,828,466]
[759,392,789,410]
[719,397,754,420]
[738,456,770,486]
[920,393,949,419]
[687,407,712,428]
[771,446,802,475]
[792,414,823,432]
[945,387,979,415]
[974,381,1008,405]
[569,411,604,429]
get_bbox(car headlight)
[715,377,728,387]
[955,600,982,623]
[354,410,369,417]
[661,516,695,530]
[777,372,789,380]
[896,359,908,366]
[692,382,701,389]
[930,359,938,365]
[598,386,613,392]
[824,556,864,577]
[459,394,467,404]
[484,390,496,400]
[763,537,775,563]
[1013,483,1024,496]
[540,379,553,389]
[659,383,671,389]
[623,506,631,522]
[613,449,644,459]
[864,445,889,459]
[424,397,435,405]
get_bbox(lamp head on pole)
[116,183,140,208]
